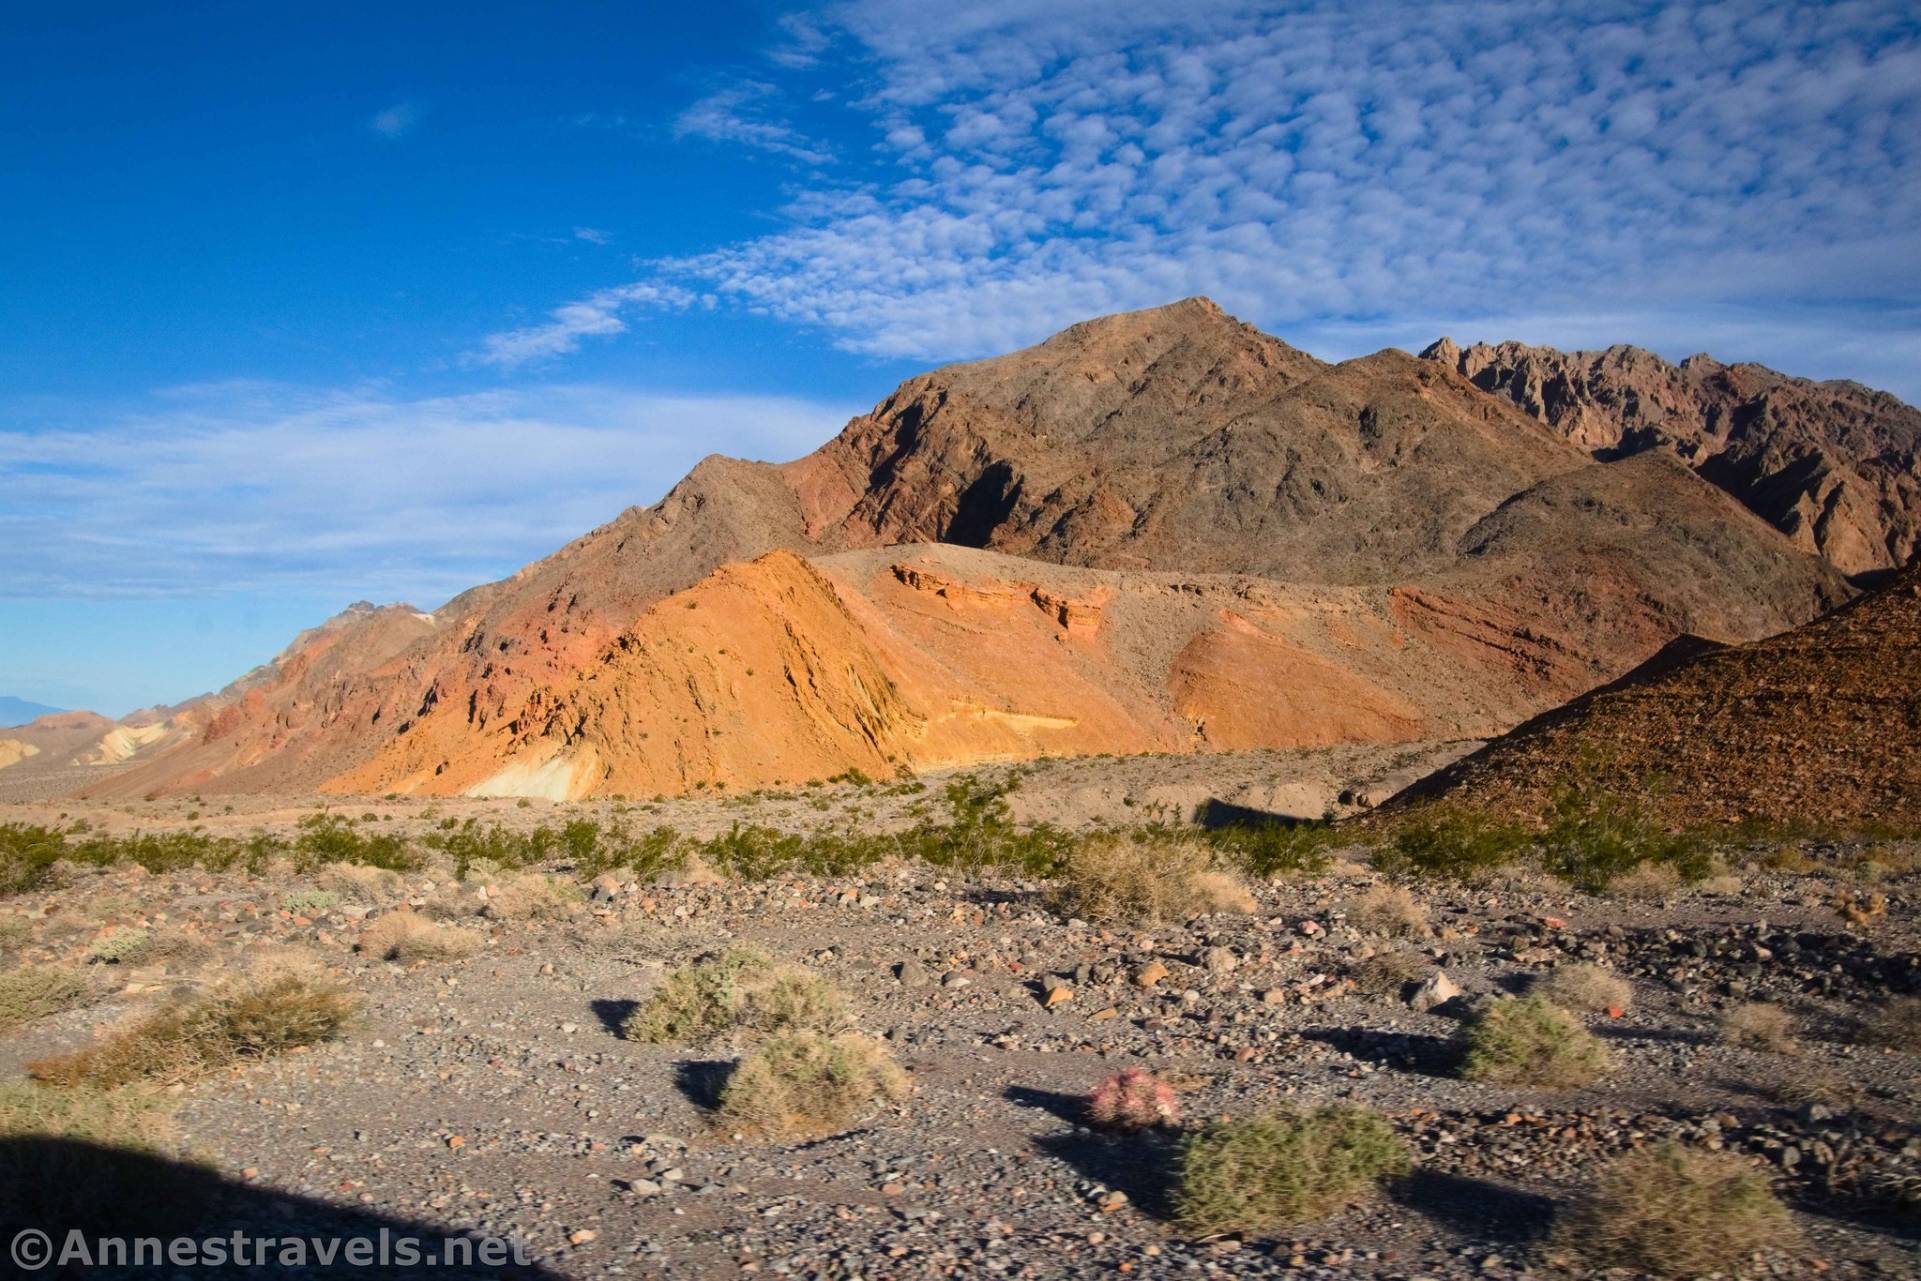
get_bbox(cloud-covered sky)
[4,0,1919,711]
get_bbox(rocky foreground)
[1,816,1915,1279]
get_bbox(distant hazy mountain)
[0,696,66,727]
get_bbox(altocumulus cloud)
[484,0,1921,394]
[0,384,854,604]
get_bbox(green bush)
[0,966,96,1033]
[1557,1142,1797,1276]
[1175,1105,1410,1232]
[1455,994,1610,1087]
[625,948,849,1045]
[715,1031,909,1137]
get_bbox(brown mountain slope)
[1396,559,1921,828]
[84,299,1857,799]
[1421,337,1921,574]
[326,544,1647,800]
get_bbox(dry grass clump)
[484,872,583,921]
[356,911,483,963]
[625,948,849,1045]
[1861,996,1921,1052]
[316,861,404,902]
[1351,950,1430,995]
[1719,1002,1798,1054]
[281,888,340,916]
[1342,883,1429,937]
[1455,994,1610,1088]
[1608,861,1683,900]
[1534,963,1633,1014]
[28,974,355,1089]
[1086,1066,1179,1130]
[1049,834,1255,924]
[1557,1142,1797,1276]
[0,965,98,1034]
[714,1030,909,1137]
[1174,1105,1410,1232]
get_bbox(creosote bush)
[1351,950,1430,996]
[0,965,97,1034]
[1535,963,1632,1014]
[715,1030,909,1137]
[356,912,484,963]
[28,975,355,1089]
[1175,1105,1410,1232]
[1720,1002,1798,1054]
[1086,1066,1178,1130]
[1455,994,1610,1087]
[625,948,849,1045]
[1049,833,1256,924]
[1557,1142,1797,1276]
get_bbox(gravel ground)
[1,818,1916,1280]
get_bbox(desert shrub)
[0,823,68,894]
[570,821,682,879]
[1049,832,1255,924]
[290,814,416,872]
[86,927,154,966]
[1351,950,1430,995]
[316,861,403,901]
[419,819,557,877]
[1861,996,1921,1051]
[1186,870,1259,914]
[1538,782,1712,891]
[356,912,483,963]
[1086,1067,1178,1130]
[1201,820,1337,877]
[1606,861,1683,900]
[1535,963,1633,1014]
[484,872,583,921]
[281,888,340,916]
[1720,1003,1797,1054]
[29,974,355,1088]
[1342,883,1429,937]
[1455,995,1610,1087]
[714,1030,909,1137]
[1174,1105,1410,1232]
[1377,805,1533,879]
[0,965,97,1033]
[625,948,849,1044]
[1557,1142,1797,1276]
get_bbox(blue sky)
[3,0,1919,715]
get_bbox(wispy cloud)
[673,79,833,164]
[573,226,614,245]
[501,0,1921,399]
[367,101,419,140]
[0,383,855,605]
[466,282,701,369]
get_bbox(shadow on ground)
[1389,1169,1558,1245]
[1301,1026,1458,1076]
[673,1059,735,1111]
[0,1138,564,1278]
[590,997,640,1039]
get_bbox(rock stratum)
[48,298,1917,802]
[1398,558,1921,828]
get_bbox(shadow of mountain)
[590,997,640,1039]
[0,1138,563,1278]
[1193,799,1318,829]
[1301,1026,1458,1076]
[1390,1169,1557,1244]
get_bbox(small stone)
[895,959,929,987]
[1409,969,1463,1012]
[1201,945,1237,975]
[568,1229,597,1245]
[1133,960,1169,988]
[1044,985,1074,1008]
[445,1135,465,1150]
